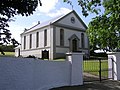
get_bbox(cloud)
[32,22,38,26]
[38,0,58,13]
[8,24,26,43]
[47,8,71,17]
[37,0,71,17]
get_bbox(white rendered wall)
[0,57,70,90]
[15,48,19,57]
[0,53,83,90]
[66,52,84,85]
[56,47,69,53]
[21,48,51,58]
[55,27,81,47]
[21,26,51,50]
[55,26,89,49]
[107,52,120,80]
[21,34,30,50]
[57,13,86,30]
[39,31,44,48]
[20,26,51,58]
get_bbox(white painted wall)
[56,47,69,53]
[19,11,89,59]
[66,52,84,85]
[55,26,89,48]
[56,27,82,47]
[57,13,86,30]
[39,31,44,48]
[15,46,20,57]
[49,26,54,59]
[20,26,52,58]
[55,26,89,57]
[0,53,83,90]
[0,57,70,90]
[21,26,51,51]
[21,48,51,58]
[107,52,120,80]
[56,27,60,45]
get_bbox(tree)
[88,15,120,52]
[64,0,120,52]
[0,0,42,54]
[0,45,14,52]
[87,0,120,52]
[64,0,102,17]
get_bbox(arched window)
[23,36,26,49]
[81,33,85,48]
[30,34,32,49]
[60,29,64,46]
[44,29,47,46]
[36,32,39,47]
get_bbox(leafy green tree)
[87,0,120,52]
[65,0,120,52]
[0,45,14,52]
[0,0,42,54]
[64,0,102,17]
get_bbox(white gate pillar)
[66,52,84,85]
[107,52,120,80]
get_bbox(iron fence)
[83,57,113,82]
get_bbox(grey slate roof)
[24,11,71,33]
[22,10,87,33]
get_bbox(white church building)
[15,10,89,59]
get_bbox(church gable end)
[54,11,87,31]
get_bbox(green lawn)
[55,58,108,78]
[0,52,15,57]
[83,59,108,78]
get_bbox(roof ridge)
[26,11,73,31]
[23,10,76,32]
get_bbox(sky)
[8,0,96,43]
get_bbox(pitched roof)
[23,10,87,33]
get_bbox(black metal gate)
[83,57,113,82]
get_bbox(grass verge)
[83,60,108,77]
[0,52,15,57]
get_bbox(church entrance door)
[72,39,78,52]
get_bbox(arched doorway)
[68,34,80,52]
[72,39,77,52]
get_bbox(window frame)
[44,29,47,46]
[81,33,85,48]
[36,32,39,47]
[29,34,32,49]
[23,36,26,49]
[60,29,64,46]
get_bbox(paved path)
[83,80,120,90]
[50,80,120,90]
[51,73,120,90]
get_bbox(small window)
[44,29,47,46]
[23,36,26,49]
[36,32,39,47]
[30,34,32,48]
[60,29,64,46]
[81,33,85,48]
